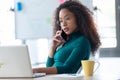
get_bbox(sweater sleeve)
[46,57,54,67]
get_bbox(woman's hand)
[51,30,65,48]
[49,30,65,58]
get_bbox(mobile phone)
[61,30,67,41]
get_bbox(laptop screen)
[0,45,33,77]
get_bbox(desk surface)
[37,57,120,80]
[0,57,120,80]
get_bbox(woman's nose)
[62,21,67,26]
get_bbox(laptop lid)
[0,45,33,77]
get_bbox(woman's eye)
[65,17,70,20]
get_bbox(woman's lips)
[63,28,69,33]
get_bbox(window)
[93,0,117,48]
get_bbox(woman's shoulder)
[77,35,89,41]
[76,35,90,46]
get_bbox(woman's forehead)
[59,9,74,18]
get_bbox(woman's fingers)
[54,31,62,40]
[56,30,62,35]
[52,31,64,46]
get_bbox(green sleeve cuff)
[46,56,54,67]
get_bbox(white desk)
[0,57,120,80]
[35,57,120,80]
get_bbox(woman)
[33,1,101,74]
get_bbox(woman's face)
[59,8,78,35]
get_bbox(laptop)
[0,45,46,78]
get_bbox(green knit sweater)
[46,32,91,74]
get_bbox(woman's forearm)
[33,67,58,74]
[48,46,56,58]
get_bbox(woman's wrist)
[48,46,57,58]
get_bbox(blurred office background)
[0,0,120,65]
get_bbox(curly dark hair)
[53,1,101,54]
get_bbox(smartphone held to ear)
[61,30,67,41]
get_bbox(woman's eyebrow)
[59,14,70,20]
